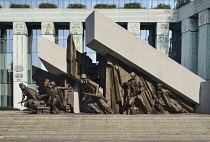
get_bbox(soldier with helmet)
[127,72,145,109]
[80,74,113,114]
[19,83,41,107]
[48,81,64,114]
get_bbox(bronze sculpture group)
[19,79,73,114]
[20,71,194,114]
[19,34,195,114]
[124,72,194,114]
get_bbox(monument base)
[196,81,210,114]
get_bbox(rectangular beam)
[86,11,205,104]
[0,9,178,23]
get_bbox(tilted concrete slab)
[38,36,67,75]
[86,11,205,104]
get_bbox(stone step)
[1,134,210,140]
[0,113,210,141]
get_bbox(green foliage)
[176,0,191,9]
[94,4,116,9]
[0,4,2,8]
[124,2,143,9]
[39,3,57,8]
[0,106,20,111]
[10,3,30,8]
[67,3,86,9]
[153,4,171,9]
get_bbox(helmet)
[45,79,50,82]
[130,72,136,77]
[80,74,87,79]
[19,83,26,89]
[50,81,56,86]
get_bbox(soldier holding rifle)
[80,74,113,114]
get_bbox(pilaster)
[13,22,28,109]
[155,23,169,55]
[181,18,198,74]
[198,10,210,80]
[41,22,55,70]
[70,22,83,53]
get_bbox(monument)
[19,11,209,114]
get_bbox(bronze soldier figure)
[48,81,64,114]
[156,84,188,113]
[127,72,145,110]
[81,74,113,114]
[19,83,40,108]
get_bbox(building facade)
[0,0,209,109]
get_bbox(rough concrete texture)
[85,11,205,104]
[196,81,210,114]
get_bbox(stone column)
[70,22,83,113]
[127,23,140,38]
[198,10,210,80]
[70,22,83,53]
[41,22,55,70]
[156,23,169,55]
[13,22,28,109]
[181,18,198,74]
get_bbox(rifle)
[83,92,109,103]
[18,100,27,106]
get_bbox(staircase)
[0,111,210,141]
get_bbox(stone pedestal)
[127,23,140,38]
[73,83,80,113]
[13,22,28,110]
[181,18,198,74]
[196,81,210,114]
[41,22,55,70]
[198,10,210,80]
[70,22,83,53]
[155,23,169,55]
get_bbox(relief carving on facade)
[157,23,169,36]
[199,11,207,26]
[189,18,198,31]
[13,22,27,35]
[181,19,188,33]
[15,73,23,78]
[14,65,23,72]
[70,22,83,35]
[128,23,140,35]
[41,22,55,35]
